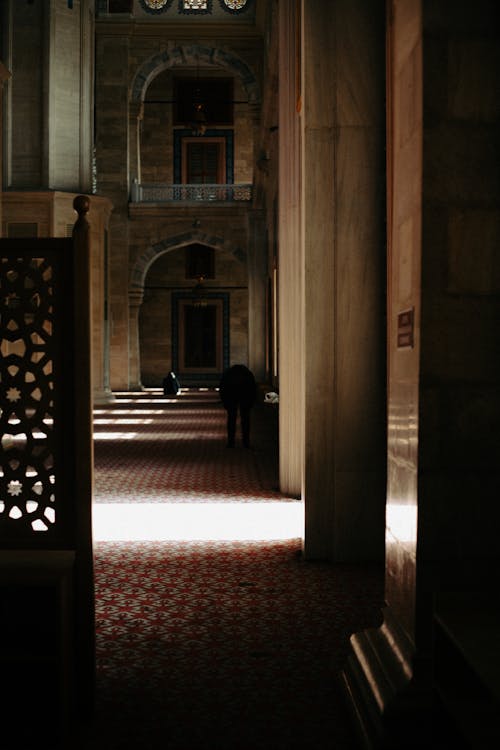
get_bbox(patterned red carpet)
[93,390,284,502]
[82,390,384,750]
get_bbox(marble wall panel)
[447,209,500,294]
[386,0,422,642]
[448,39,500,122]
[385,528,417,641]
[424,127,500,205]
[336,0,385,128]
[278,2,303,497]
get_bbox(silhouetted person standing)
[219,364,257,448]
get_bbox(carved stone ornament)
[139,0,172,13]
[220,0,250,12]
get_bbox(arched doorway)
[134,235,248,388]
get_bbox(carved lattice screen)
[0,239,75,547]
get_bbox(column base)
[340,607,434,749]
[93,388,116,405]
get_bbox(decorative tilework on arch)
[219,0,253,14]
[139,0,173,13]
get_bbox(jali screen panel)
[0,240,75,546]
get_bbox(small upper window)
[221,0,249,11]
[141,0,171,9]
[181,0,210,11]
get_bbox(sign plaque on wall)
[397,307,414,348]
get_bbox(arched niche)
[129,44,260,186]
[130,44,260,106]
[129,231,248,387]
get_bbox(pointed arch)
[130,230,246,294]
[130,44,260,105]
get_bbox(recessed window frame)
[181,137,226,184]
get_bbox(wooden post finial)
[73,194,90,219]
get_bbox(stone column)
[128,288,144,390]
[95,30,130,389]
[278,1,303,497]
[247,208,267,381]
[300,0,337,558]
[300,0,386,560]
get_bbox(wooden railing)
[131,181,253,203]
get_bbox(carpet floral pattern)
[82,389,384,749]
[93,390,285,503]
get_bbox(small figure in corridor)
[163,371,180,395]
[219,364,257,448]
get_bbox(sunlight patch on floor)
[93,502,304,541]
[94,432,138,440]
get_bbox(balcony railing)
[131,182,253,203]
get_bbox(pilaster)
[247,208,267,381]
[128,288,145,390]
[278,0,303,497]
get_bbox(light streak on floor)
[93,501,304,542]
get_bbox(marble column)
[278,2,303,498]
[301,0,337,559]
[299,0,386,560]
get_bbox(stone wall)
[95,19,264,390]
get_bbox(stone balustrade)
[131,181,253,203]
